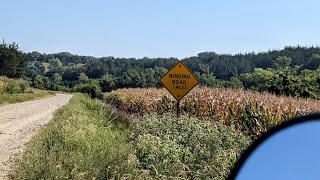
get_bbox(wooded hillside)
[1,41,320,99]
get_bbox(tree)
[306,54,320,70]
[34,62,46,74]
[240,68,274,91]
[62,67,80,81]
[0,42,26,78]
[25,51,44,62]
[272,56,292,70]
[25,66,42,79]
[100,74,116,92]
[78,72,89,82]
[298,68,320,98]
[194,71,221,87]
[48,58,62,68]
[33,75,45,89]
[199,63,210,75]
[51,73,62,90]
[73,80,102,98]
[224,77,243,88]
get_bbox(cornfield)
[104,87,320,136]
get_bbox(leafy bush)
[73,80,102,98]
[3,80,30,94]
[131,115,250,179]
[223,76,244,88]
[18,80,30,92]
[3,81,18,93]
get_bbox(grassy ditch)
[11,94,139,179]
[12,94,250,179]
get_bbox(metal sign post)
[176,101,180,118]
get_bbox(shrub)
[73,81,102,98]
[3,80,30,94]
[18,80,30,92]
[3,81,19,93]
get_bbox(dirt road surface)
[0,94,73,179]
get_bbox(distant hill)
[25,46,320,79]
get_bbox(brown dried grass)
[104,87,320,136]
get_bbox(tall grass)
[11,94,140,179]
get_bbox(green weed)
[11,94,141,179]
[131,114,250,179]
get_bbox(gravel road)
[0,94,73,179]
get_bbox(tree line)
[1,41,320,99]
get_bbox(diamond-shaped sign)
[161,61,199,101]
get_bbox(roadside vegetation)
[131,115,249,179]
[105,87,320,137]
[12,94,138,179]
[0,76,54,105]
[12,94,249,179]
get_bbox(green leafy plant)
[131,115,250,179]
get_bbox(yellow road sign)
[161,61,199,101]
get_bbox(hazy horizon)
[10,44,317,60]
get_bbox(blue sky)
[236,120,320,180]
[1,0,320,58]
